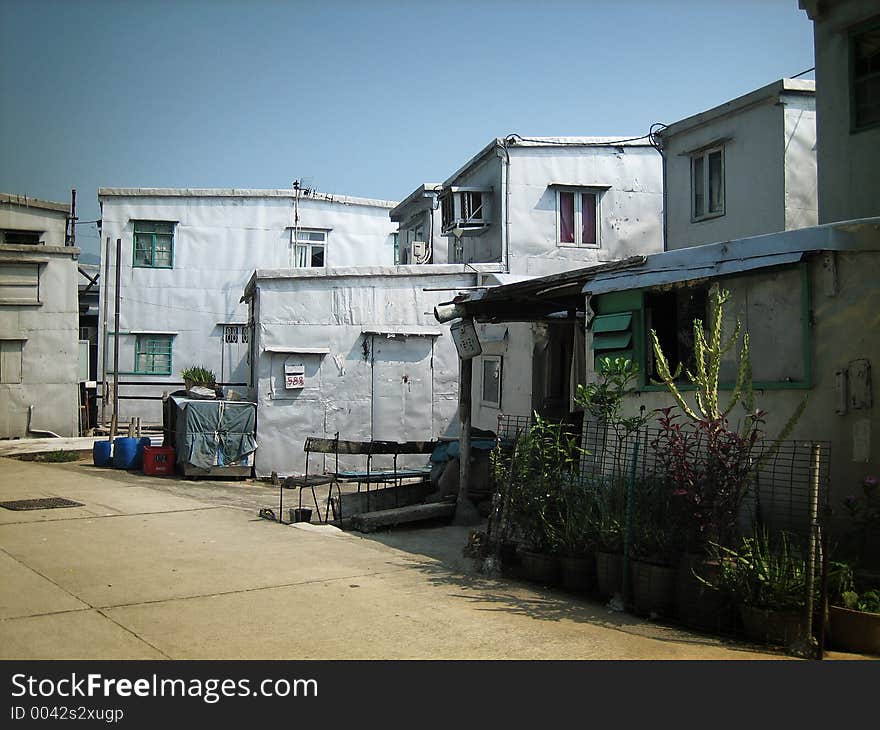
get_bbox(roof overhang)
[584,217,880,296]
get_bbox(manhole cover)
[0,497,84,511]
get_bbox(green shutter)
[590,291,644,379]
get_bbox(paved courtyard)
[0,454,795,660]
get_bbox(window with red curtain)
[557,189,598,246]
[581,192,596,245]
[559,191,575,244]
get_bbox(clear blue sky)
[0,0,815,262]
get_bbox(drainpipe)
[499,139,512,273]
[27,406,61,438]
[100,235,111,426]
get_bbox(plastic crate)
[143,445,176,476]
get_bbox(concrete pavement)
[0,455,791,660]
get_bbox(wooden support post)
[453,354,480,526]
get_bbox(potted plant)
[629,480,680,617]
[181,365,216,391]
[593,479,627,598]
[828,562,880,655]
[556,476,599,593]
[701,529,812,645]
[503,414,581,585]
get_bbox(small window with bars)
[224,325,249,344]
[135,334,172,375]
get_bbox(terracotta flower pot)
[739,605,806,646]
[675,552,738,632]
[829,605,880,656]
[595,551,623,598]
[520,550,562,585]
[561,554,597,594]
[632,560,677,617]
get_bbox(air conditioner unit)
[411,240,428,263]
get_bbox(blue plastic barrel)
[93,440,113,467]
[113,437,140,469]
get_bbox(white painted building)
[800,0,880,224]
[244,265,500,476]
[436,136,663,275]
[416,136,664,432]
[389,184,447,265]
[656,78,817,251]
[97,188,398,423]
[0,193,80,438]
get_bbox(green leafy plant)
[700,529,812,611]
[494,414,583,554]
[180,366,216,386]
[829,560,880,614]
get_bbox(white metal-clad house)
[423,136,664,431]
[0,193,79,438]
[97,188,399,424]
[655,78,817,251]
[800,0,880,225]
[389,184,446,266]
[243,265,501,477]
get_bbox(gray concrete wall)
[0,205,68,246]
[663,100,787,249]
[811,0,880,223]
[606,251,880,513]
[250,268,480,477]
[0,246,81,438]
[98,192,398,424]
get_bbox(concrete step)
[349,501,456,533]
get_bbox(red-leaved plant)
[651,406,765,552]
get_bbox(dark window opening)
[852,20,880,130]
[646,286,708,381]
[2,230,42,245]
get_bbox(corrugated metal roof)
[584,217,880,295]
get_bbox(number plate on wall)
[284,363,305,389]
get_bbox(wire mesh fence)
[489,412,832,654]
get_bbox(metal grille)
[0,497,84,511]
[490,413,832,652]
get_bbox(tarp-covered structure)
[166,395,257,471]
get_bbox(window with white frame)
[691,147,725,221]
[480,355,502,408]
[292,229,327,267]
[556,189,599,247]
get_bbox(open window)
[645,285,709,381]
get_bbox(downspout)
[649,123,668,252]
[500,138,512,273]
[27,406,61,438]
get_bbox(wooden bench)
[267,435,437,525]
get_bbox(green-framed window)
[133,221,174,268]
[135,335,172,374]
[589,263,813,392]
